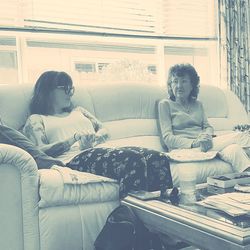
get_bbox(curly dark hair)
[167,63,200,101]
[30,71,73,115]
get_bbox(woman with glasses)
[158,63,250,172]
[23,70,173,198]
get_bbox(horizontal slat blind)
[23,0,160,34]
[1,0,217,38]
[163,0,217,38]
[0,0,22,27]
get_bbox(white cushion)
[199,85,228,118]
[170,158,233,186]
[38,168,119,208]
[85,82,165,122]
[97,135,165,152]
[104,119,159,140]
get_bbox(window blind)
[23,0,160,35]
[0,0,22,27]
[1,0,217,38]
[162,0,217,38]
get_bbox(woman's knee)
[219,143,247,163]
[221,144,243,155]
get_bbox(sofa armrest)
[0,144,40,250]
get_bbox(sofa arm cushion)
[0,144,39,250]
[38,167,119,208]
[0,143,38,174]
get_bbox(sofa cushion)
[97,135,165,152]
[0,84,32,129]
[104,119,159,140]
[170,158,233,185]
[38,167,119,208]
[85,83,165,122]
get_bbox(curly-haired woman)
[158,63,250,172]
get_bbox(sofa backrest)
[198,85,248,133]
[0,83,248,138]
[0,84,33,129]
[85,83,166,140]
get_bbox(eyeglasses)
[56,85,75,96]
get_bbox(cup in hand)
[178,164,197,204]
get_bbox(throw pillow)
[0,124,64,169]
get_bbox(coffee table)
[122,184,250,250]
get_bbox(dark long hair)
[30,71,73,115]
[167,63,200,101]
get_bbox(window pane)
[22,35,158,85]
[164,41,219,86]
[0,36,18,84]
[0,1,219,87]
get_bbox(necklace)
[177,101,192,114]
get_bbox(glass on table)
[178,164,197,204]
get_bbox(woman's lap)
[66,146,172,196]
[121,147,173,191]
[212,131,250,151]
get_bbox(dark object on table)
[161,187,179,205]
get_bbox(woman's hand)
[197,133,213,152]
[76,131,96,150]
[74,128,109,150]
[95,129,109,144]
[192,133,213,152]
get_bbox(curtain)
[219,0,250,112]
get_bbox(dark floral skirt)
[66,146,172,198]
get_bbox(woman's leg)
[121,147,173,192]
[66,147,148,198]
[218,144,250,172]
[212,131,250,151]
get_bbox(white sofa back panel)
[199,85,248,132]
[0,82,247,134]
[84,83,166,122]
[104,119,159,140]
[199,85,228,118]
[0,84,32,129]
[71,86,96,115]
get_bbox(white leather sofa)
[0,82,248,250]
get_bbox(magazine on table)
[234,183,250,193]
[196,192,250,217]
